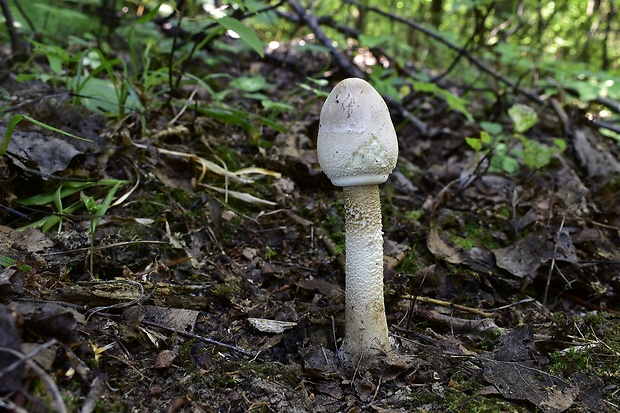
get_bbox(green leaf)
[261,100,295,112]
[244,93,270,101]
[519,136,566,170]
[0,254,15,267]
[359,34,392,48]
[508,104,537,133]
[413,81,474,122]
[16,180,125,206]
[465,136,482,151]
[231,75,268,92]
[501,156,520,174]
[217,16,264,57]
[480,131,492,145]
[413,81,439,94]
[298,82,329,97]
[565,78,601,102]
[480,121,503,135]
[196,106,253,133]
[552,138,567,151]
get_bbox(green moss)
[205,353,302,390]
[405,209,424,222]
[548,312,620,388]
[239,360,303,386]
[450,233,475,250]
[444,387,531,412]
[211,145,246,171]
[403,379,528,412]
[441,215,503,251]
[212,278,241,297]
[399,247,425,274]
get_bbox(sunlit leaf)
[261,100,295,112]
[465,136,483,152]
[414,81,474,122]
[480,121,503,135]
[508,104,537,133]
[231,75,268,93]
[216,16,264,57]
[359,34,392,48]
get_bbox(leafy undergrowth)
[1,9,620,413]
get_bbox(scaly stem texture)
[342,185,391,361]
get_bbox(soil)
[0,46,619,413]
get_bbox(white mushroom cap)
[317,78,398,187]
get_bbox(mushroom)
[317,78,398,364]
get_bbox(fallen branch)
[285,0,427,133]
[141,320,260,359]
[0,340,67,413]
[402,294,495,318]
[286,0,364,79]
[416,308,500,334]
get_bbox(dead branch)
[0,341,67,413]
[0,0,30,61]
[141,319,259,358]
[401,294,495,318]
[415,308,500,334]
[286,0,364,79]
[343,0,543,105]
[285,0,427,134]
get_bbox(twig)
[285,0,427,133]
[415,308,500,334]
[286,0,364,79]
[486,297,535,312]
[141,319,259,358]
[402,294,495,318]
[0,341,67,413]
[549,97,571,136]
[588,118,620,134]
[430,5,492,84]
[81,280,146,319]
[543,216,567,307]
[0,339,57,381]
[41,240,172,255]
[80,376,105,413]
[0,0,28,60]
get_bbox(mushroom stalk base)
[342,185,391,363]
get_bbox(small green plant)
[17,179,128,234]
[466,104,566,174]
[82,195,104,277]
[264,246,277,260]
[405,209,424,222]
[413,81,475,123]
[0,254,31,272]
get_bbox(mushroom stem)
[342,185,391,359]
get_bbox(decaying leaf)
[427,227,466,264]
[492,230,577,278]
[5,130,81,175]
[150,146,281,184]
[248,317,297,334]
[573,128,620,185]
[478,326,605,413]
[154,349,177,369]
[0,305,23,393]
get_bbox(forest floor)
[1,40,620,413]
